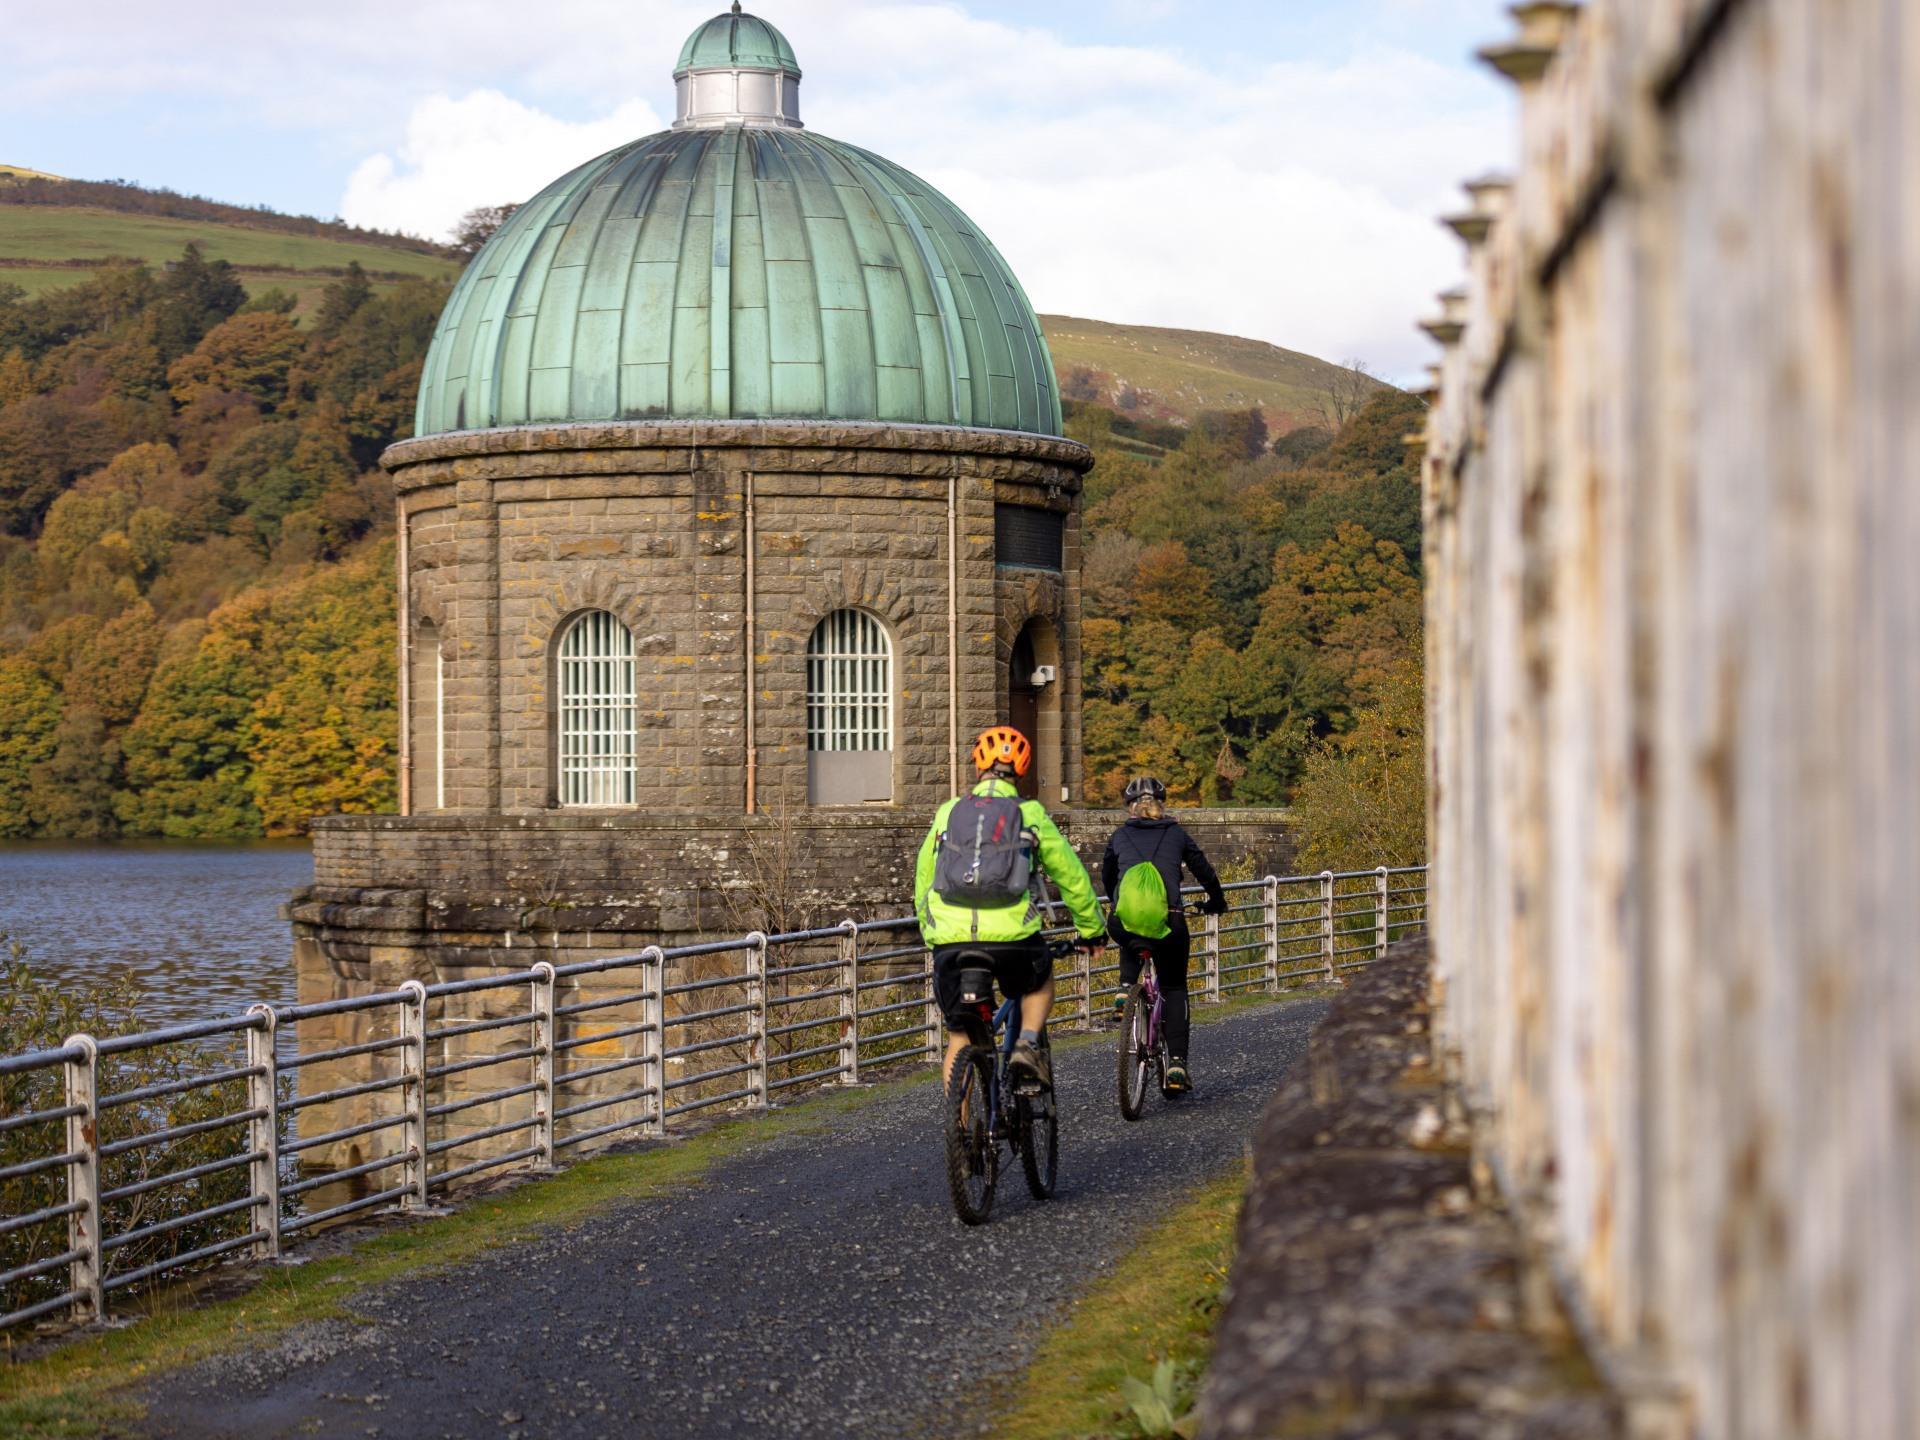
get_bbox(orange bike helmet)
[972,726,1033,777]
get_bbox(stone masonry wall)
[299,807,1298,956]
[387,421,1092,819]
[287,807,1296,1187]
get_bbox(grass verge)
[0,1075,927,1439]
[989,1161,1249,1440]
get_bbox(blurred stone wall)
[1422,3,1919,1437]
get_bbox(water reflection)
[0,843,312,1028]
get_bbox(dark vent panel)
[995,505,1065,571]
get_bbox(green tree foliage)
[0,251,439,837]
[28,703,120,838]
[0,656,60,835]
[147,243,248,362]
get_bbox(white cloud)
[340,92,667,241]
[333,6,1506,377]
[0,0,1503,377]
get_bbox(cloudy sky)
[7,0,1514,380]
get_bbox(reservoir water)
[0,843,313,1032]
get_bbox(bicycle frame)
[958,993,1039,1141]
[1126,943,1166,1054]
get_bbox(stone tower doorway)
[1008,618,1062,803]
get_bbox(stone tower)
[296,6,1289,969]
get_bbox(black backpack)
[933,793,1032,906]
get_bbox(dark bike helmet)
[1123,775,1167,805]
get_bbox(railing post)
[398,980,429,1209]
[244,1007,280,1261]
[1204,910,1221,1003]
[837,920,861,1086]
[530,963,556,1168]
[1263,876,1280,991]
[641,946,666,1136]
[923,947,941,1064]
[745,932,769,1110]
[61,1033,102,1324]
[1320,871,1336,984]
[1376,867,1390,959]
[1079,945,1093,1033]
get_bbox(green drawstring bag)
[1114,860,1172,939]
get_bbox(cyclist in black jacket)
[1100,776,1228,1093]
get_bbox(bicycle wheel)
[1117,986,1151,1121]
[944,1045,998,1225]
[1018,1090,1059,1199]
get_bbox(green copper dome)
[414,126,1064,438]
[676,6,800,78]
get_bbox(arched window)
[806,610,893,804]
[557,611,636,808]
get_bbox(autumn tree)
[1254,521,1422,716]
[1314,357,1379,433]
[66,600,162,724]
[454,203,519,258]
[166,311,304,410]
[1293,658,1426,870]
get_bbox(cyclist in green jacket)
[915,726,1106,1090]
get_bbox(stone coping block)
[1199,941,1620,1439]
[310,808,1295,834]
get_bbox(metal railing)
[0,865,1425,1332]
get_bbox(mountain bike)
[943,938,1080,1226]
[1114,904,1206,1121]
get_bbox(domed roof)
[414,126,1063,439]
[676,5,800,78]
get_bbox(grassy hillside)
[0,164,65,183]
[1041,314,1381,432]
[0,197,458,321]
[2,188,1371,426]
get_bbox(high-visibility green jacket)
[914,778,1106,947]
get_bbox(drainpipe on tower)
[948,474,960,793]
[744,472,757,815]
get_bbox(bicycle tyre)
[945,1045,998,1225]
[1117,987,1151,1121]
[1018,1091,1059,1199]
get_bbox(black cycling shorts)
[932,936,1052,1029]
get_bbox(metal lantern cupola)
[674,2,804,130]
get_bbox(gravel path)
[135,997,1324,1440]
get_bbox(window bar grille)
[559,611,637,807]
[806,610,893,754]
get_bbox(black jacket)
[1100,818,1228,930]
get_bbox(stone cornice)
[383,420,1094,478]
